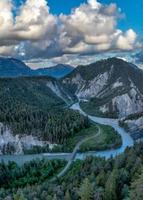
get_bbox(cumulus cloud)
[116,29,137,50]
[15,0,57,40]
[0,0,57,56]
[59,0,139,55]
[0,0,140,61]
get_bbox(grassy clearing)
[62,125,98,152]
[61,123,122,152]
[80,124,122,152]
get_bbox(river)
[0,103,134,165]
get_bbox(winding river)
[72,103,134,160]
[0,103,134,165]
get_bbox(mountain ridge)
[34,64,74,78]
[62,57,143,119]
[0,57,74,78]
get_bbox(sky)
[0,0,143,68]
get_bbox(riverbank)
[0,103,134,166]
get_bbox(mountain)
[0,76,73,115]
[34,64,74,78]
[1,57,143,141]
[0,57,74,78]
[0,57,33,77]
[62,57,143,119]
[0,76,74,154]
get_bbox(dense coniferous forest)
[0,109,89,144]
[0,77,89,145]
[0,159,66,189]
[0,143,143,200]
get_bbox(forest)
[0,77,90,146]
[0,143,143,200]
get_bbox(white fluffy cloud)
[0,0,140,60]
[116,29,138,50]
[59,0,139,54]
[15,0,57,40]
[0,0,57,56]
[0,0,13,36]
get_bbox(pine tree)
[79,178,93,200]
[13,191,27,200]
[65,190,71,200]
[104,169,118,200]
[130,171,143,200]
[53,194,58,200]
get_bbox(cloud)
[0,0,57,56]
[116,29,137,50]
[15,0,57,40]
[0,0,140,61]
[59,0,139,55]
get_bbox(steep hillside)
[0,76,77,154]
[119,112,143,140]
[62,58,143,118]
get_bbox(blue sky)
[52,0,143,36]
[0,0,142,67]
[16,0,143,36]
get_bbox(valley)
[0,102,132,164]
[0,57,143,156]
[0,57,143,200]
[0,102,137,200]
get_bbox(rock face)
[0,123,56,155]
[62,58,143,118]
[46,80,73,104]
[119,113,143,140]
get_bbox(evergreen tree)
[53,194,58,200]
[104,169,118,200]
[79,178,93,200]
[130,171,143,200]
[13,191,27,200]
[65,190,71,200]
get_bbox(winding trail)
[53,125,101,180]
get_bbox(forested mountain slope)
[0,76,87,154]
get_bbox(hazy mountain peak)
[0,57,74,78]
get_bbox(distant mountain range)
[0,57,74,78]
[34,64,74,78]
